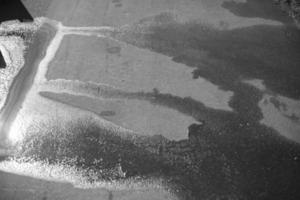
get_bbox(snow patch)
[0,36,26,109]
[0,18,45,110]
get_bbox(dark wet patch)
[39,89,300,198]
[133,90,237,130]
[269,96,287,111]
[222,0,292,24]
[0,51,6,68]
[39,92,122,119]
[117,16,299,130]
[119,14,300,98]
[16,118,170,181]
[114,3,122,7]
[100,110,116,117]
[0,155,8,162]
[14,112,300,200]
[112,0,122,8]
[106,46,121,55]
[284,113,300,122]
[35,10,300,199]
[111,12,300,199]
[0,0,33,23]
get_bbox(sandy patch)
[47,35,233,111]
